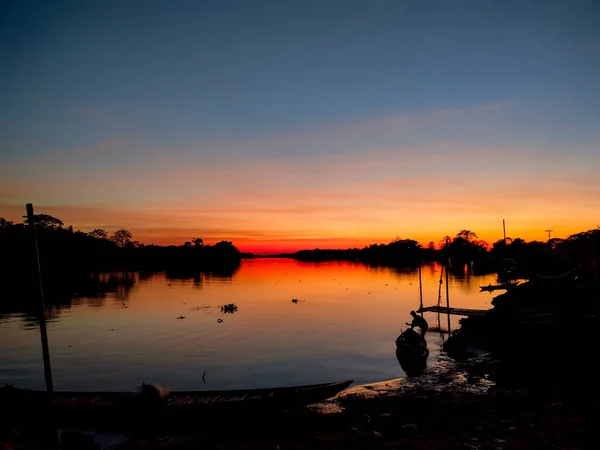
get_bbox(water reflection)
[0,258,505,391]
[0,272,138,326]
[0,267,238,326]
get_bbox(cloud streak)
[1,101,599,252]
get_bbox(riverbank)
[104,274,600,449]
[104,355,595,449]
[5,350,593,450]
[3,270,598,450]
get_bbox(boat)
[479,281,519,292]
[395,328,429,359]
[395,328,429,376]
[0,380,353,429]
[394,266,429,376]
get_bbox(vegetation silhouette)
[284,227,600,280]
[0,213,242,317]
[1,213,242,274]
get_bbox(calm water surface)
[0,258,503,391]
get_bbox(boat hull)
[1,380,353,430]
[395,329,429,376]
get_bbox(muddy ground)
[4,349,595,450]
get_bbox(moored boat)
[395,328,428,375]
[1,379,353,430]
[479,282,519,292]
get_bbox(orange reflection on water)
[0,258,505,391]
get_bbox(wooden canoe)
[479,282,519,291]
[1,380,353,429]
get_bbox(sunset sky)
[1,0,599,253]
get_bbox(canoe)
[1,380,353,429]
[479,282,519,291]
[395,329,428,358]
[395,328,428,376]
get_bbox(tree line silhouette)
[0,214,243,292]
[288,227,600,278]
[1,213,598,285]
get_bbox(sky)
[1,0,599,253]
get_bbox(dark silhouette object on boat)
[395,328,429,376]
[406,310,429,337]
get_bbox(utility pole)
[26,203,54,394]
[545,229,554,240]
[503,219,507,245]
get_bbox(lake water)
[0,258,503,391]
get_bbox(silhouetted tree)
[22,213,64,230]
[110,229,133,248]
[455,230,479,242]
[89,228,108,239]
[192,237,204,247]
[444,230,488,263]
[0,218,13,229]
[439,236,452,250]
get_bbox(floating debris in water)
[220,303,238,314]
[217,318,223,323]
[176,316,186,320]
[291,298,298,303]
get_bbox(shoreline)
[3,348,595,450]
[112,350,595,449]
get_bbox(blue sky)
[1,0,599,251]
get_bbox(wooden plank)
[418,306,491,317]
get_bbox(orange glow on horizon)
[0,201,597,254]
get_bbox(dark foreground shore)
[2,351,596,450]
[3,270,598,450]
[112,353,596,450]
[119,358,598,450]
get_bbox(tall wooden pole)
[26,203,54,394]
[503,219,506,244]
[418,265,423,315]
[445,258,451,333]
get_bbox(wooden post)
[26,203,54,394]
[418,264,423,315]
[445,259,451,333]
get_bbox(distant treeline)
[286,228,600,277]
[0,214,243,288]
[2,214,598,284]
